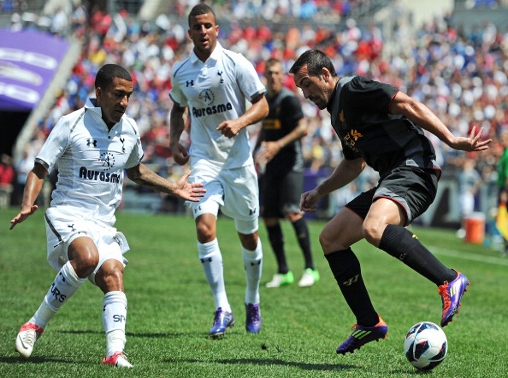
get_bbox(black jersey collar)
[326,80,340,113]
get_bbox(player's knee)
[319,229,335,252]
[287,212,303,223]
[362,220,384,246]
[196,221,215,241]
[69,249,99,278]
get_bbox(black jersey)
[328,76,440,178]
[261,87,305,175]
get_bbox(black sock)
[379,225,456,285]
[266,223,289,274]
[325,249,379,326]
[291,218,314,270]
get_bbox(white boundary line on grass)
[429,246,508,266]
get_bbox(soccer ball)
[404,321,448,371]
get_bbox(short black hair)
[188,3,216,26]
[95,64,132,89]
[289,49,337,77]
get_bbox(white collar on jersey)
[85,98,103,117]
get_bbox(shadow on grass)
[57,329,196,338]
[0,356,87,364]
[164,357,356,371]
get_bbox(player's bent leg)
[15,261,86,359]
[96,260,131,367]
[322,211,382,355]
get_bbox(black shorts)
[260,170,303,218]
[346,167,440,225]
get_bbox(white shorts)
[188,160,259,234]
[44,206,130,285]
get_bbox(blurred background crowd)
[1,0,508,245]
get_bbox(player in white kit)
[10,64,205,367]
[169,4,269,338]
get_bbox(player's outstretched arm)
[390,92,492,151]
[171,171,206,202]
[126,164,205,202]
[10,163,48,230]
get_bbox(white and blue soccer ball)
[404,321,448,371]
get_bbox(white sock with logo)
[31,261,85,328]
[242,239,263,305]
[103,291,127,357]
[198,239,231,312]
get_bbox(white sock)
[242,238,263,305]
[31,261,85,328]
[198,239,230,312]
[103,291,127,357]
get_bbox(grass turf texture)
[1,209,507,377]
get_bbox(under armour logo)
[194,205,201,213]
[186,80,194,87]
[342,274,359,287]
[120,137,125,153]
[68,224,75,232]
[87,139,97,147]
[58,271,66,282]
[250,261,261,266]
[217,71,223,84]
[200,258,212,263]
[249,208,256,215]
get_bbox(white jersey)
[169,42,266,169]
[36,99,144,226]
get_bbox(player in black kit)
[255,58,319,288]
[289,49,491,354]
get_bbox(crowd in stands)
[1,1,507,225]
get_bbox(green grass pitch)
[1,209,507,377]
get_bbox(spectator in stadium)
[289,49,491,355]
[254,58,319,288]
[14,146,35,206]
[15,2,507,224]
[0,153,15,208]
[169,3,268,338]
[10,64,205,368]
